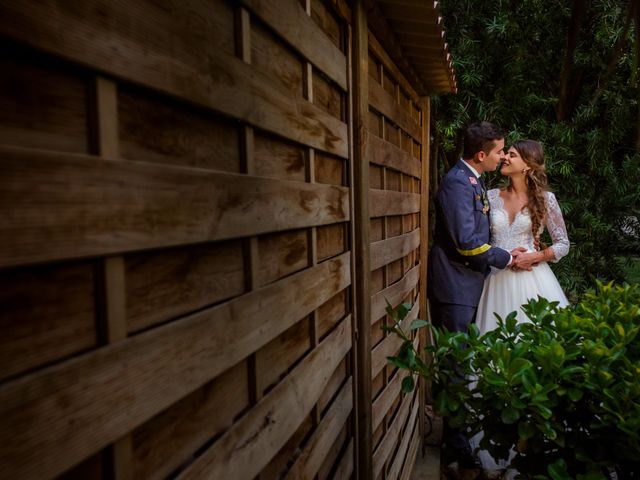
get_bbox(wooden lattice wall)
[0,1,433,479]
[366,32,426,480]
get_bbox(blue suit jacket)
[427,160,511,306]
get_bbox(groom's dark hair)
[463,121,504,159]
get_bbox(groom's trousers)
[430,300,478,455]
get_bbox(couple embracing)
[427,122,570,476]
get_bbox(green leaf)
[518,420,537,440]
[387,356,408,370]
[401,375,415,393]
[547,459,569,480]
[409,319,429,330]
[501,406,520,424]
[395,303,412,320]
[568,388,584,402]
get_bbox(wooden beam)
[0,0,348,158]
[0,147,350,268]
[369,80,421,141]
[372,368,410,432]
[369,189,421,217]
[176,318,352,480]
[352,2,372,478]
[372,385,414,478]
[367,32,421,104]
[239,0,347,91]
[370,228,420,271]
[0,253,351,479]
[419,97,431,451]
[370,266,420,323]
[366,1,427,95]
[366,131,422,178]
[285,377,353,479]
[387,398,420,479]
[371,301,418,378]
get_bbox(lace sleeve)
[545,191,570,262]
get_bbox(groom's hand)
[510,247,532,271]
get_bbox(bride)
[471,139,570,476]
[476,139,570,333]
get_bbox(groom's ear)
[474,150,485,163]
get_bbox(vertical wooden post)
[92,75,132,480]
[353,1,372,478]
[418,97,431,451]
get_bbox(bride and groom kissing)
[427,121,570,477]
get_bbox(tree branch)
[589,0,635,107]
[556,0,590,121]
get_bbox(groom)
[427,122,525,472]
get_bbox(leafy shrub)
[387,282,640,479]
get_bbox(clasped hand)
[509,247,539,271]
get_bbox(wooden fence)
[0,1,454,478]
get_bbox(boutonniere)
[481,191,490,215]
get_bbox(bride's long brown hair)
[511,140,549,248]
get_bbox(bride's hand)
[511,251,540,271]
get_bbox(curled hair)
[463,121,505,159]
[512,140,549,248]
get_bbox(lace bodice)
[488,189,570,262]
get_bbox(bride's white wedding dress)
[471,188,570,475]
[476,188,570,333]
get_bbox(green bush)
[387,282,640,479]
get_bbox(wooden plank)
[318,356,348,414]
[0,146,350,268]
[131,361,249,480]
[240,0,347,91]
[310,0,343,52]
[93,76,119,158]
[367,131,421,178]
[400,425,421,480]
[235,7,252,63]
[255,230,309,287]
[353,2,373,479]
[0,253,351,480]
[370,189,421,218]
[251,17,304,98]
[372,368,409,432]
[255,319,311,396]
[370,265,420,323]
[0,262,97,382]
[176,317,352,479]
[371,301,419,378]
[372,387,413,479]
[286,377,353,479]
[118,87,242,173]
[317,222,346,261]
[387,398,420,480]
[369,80,421,141]
[315,151,345,186]
[0,1,348,158]
[419,96,431,447]
[101,257,127,343]
[366,6,427,95]
[314,69,344,119]
[0,43,89,154]
[367,31,420,104]
[260,414,314,479]
[254,130,306,181]
[370,228,420,271]
[125,242,245,334]
[332,438,355,480]
[317,289,348,340]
